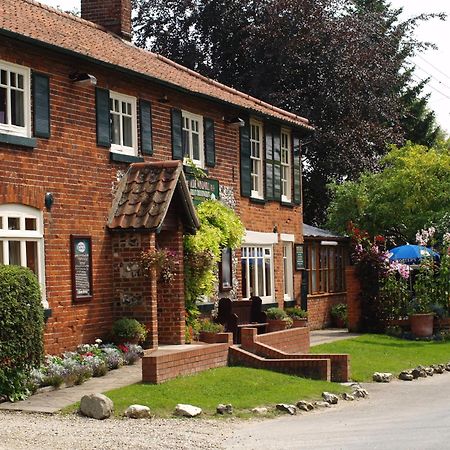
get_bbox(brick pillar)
[156,224,186,345]
[346,266,361,332]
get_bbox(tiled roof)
[303,224,345,239]
[0,0,313,131]
[107,161,199,233]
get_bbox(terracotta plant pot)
[410,313,434,337]
[267,319,290,333]
[199,331,219,344]
[292,318,308,328]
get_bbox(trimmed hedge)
[0,265,44,400]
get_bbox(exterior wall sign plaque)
[71,235,93,301]
[295,244,305,271]
[186,174,219,205]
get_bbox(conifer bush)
[0,265,44,401]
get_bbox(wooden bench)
[215,297,268,344]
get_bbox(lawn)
[311,334,450,382]
[80,367,347,418]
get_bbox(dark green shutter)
[273,127,281,201]
[95,87,110,147]
[204,117,215,167]
[265,126,274,200]
[293,134,302,205]
[240,121,251,197]
[171,108,183,160]
[32,72,50,138]
[139,99,153,155]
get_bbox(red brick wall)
[256,327,310,353]
[0,35,305,354]
[346,266,362,332]
[142,343,231,384]
[307,293,347,330]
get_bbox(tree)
[326,142,450,244]
[133,0,444,224]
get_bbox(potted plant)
[265,307,293,332]
[112,318,147,344]
[285,307,308,327]
[197,318,225,343]
[330,303,347,328]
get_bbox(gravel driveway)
[0,411,232,450]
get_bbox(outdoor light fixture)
[320,240,338,246]
[45,192,54,210]
[158,95,169,103]
[224,117,245,128]
[69,72,97,86]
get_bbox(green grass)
[311,334,450,382]
[64,367,347,418]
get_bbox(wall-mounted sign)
[185,174,220,205]
[71,235,93,302]
[295,244,305,271]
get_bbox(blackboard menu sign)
[71,235,93,302]
[295,244,305,271]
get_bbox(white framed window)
[0,60,31,138]
[282,242,294,300]
[281,128,292,202]
[182,110,204,167]
[241,245,274,303]
[0,204,47,307]
[250,119,263,198]
[110,91,137,156]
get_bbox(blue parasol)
[387,244,439,265]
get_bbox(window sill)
[250,197,266,205]
[0,133,37,149]
[283,299,296,308]
[281,201,294,208]
[110,152,144,164]
[183,164,208,176]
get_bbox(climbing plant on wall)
[184,199,244,334]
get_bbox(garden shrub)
[0,265,44,401]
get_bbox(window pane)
[111,114,120,145]
[249,257,255,296]
[10,72,16,88]
[9,241,21,266]
[8,217,20,230]
[11,89,25,127]
[0,242,3,264]
[242,258,248,298]
[257,258,264,296]
[26,241,38,276]
[122,115,132,147]
[182,129,189,156]
[0,217,2,229]
[192,133,200,160]
[265,258,272,296]
[0,87,7,124]
[25,218,37,231]
[17,74,24,89]
[0,70,6,85]
[221,248,232,289]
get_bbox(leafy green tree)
[133,0,444,224]
[326,142,450,244]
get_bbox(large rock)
[174,404,202,418]
[79,393,114,420]
[373,372,392,383]
[296,400,314,411]
[352,388,369,398]
[432,364,445,374]
[124,404,151,419]
[341,392,355,401]
[412,367,427,379]
[425,367,434,376]
[216,404,233,415]
[276,403,297,415]
[322,392,339,405]
[314,401,331,408]
[399,371,414,381]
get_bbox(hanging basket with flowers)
[140,248,179,283]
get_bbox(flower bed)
[29,340,143,392]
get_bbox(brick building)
[0,0,314,353]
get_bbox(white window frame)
[281,128,292,203]
[0,204,47,308]
[241,244,274,303]
[282,241,294,301]
[0,60,31,138]
[182,110,204,168]
[109,91,138,156]
[250,119,264,199]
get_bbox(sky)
[38,0,450,133]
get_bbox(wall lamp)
[69,72,97,86]
[224,116,245,128]
[45,192,54,210]
[158,95,169,103]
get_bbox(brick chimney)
[81,0,132,41]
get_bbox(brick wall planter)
[292,318,308,328]
[267,319,290,333]
[198,332,232,344]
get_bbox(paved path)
[0,329,358,414]
[224,373,450,449]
